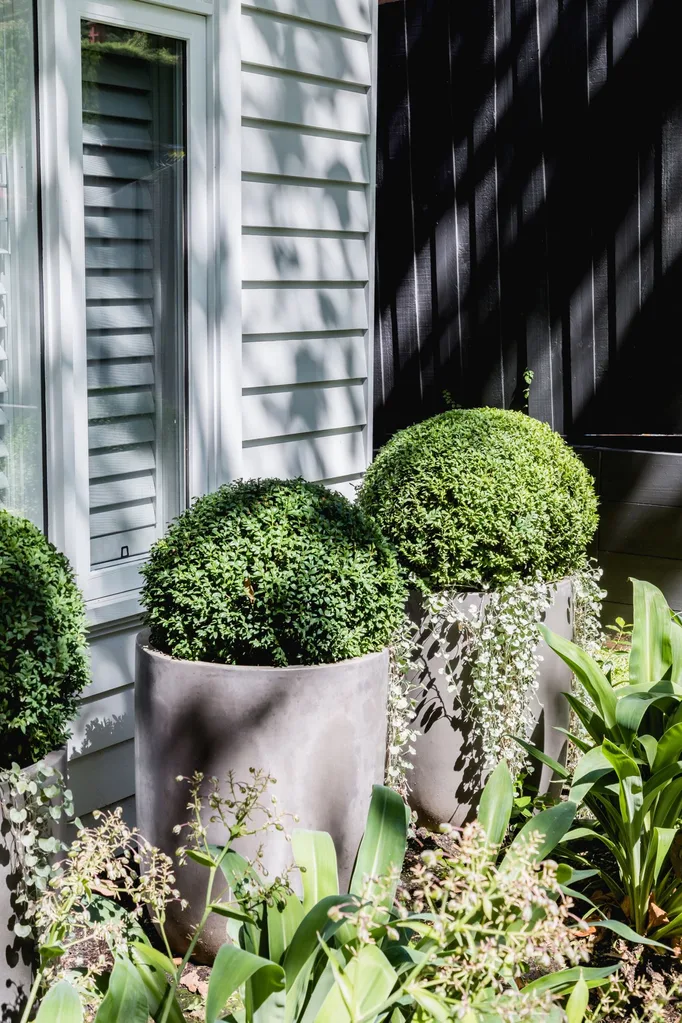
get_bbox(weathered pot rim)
[2,747,67,780]
[21,748,66,774]
[136,629,388,674]
[1,748,67,808]
[410,575,574,599]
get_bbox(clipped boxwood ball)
[141,478,407,667]
[358,408,598,591]
[0,511,90,769]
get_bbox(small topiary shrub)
[358,408,598,591]
[141,478,407,667]
[0,511,90,769]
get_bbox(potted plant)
[135,478,406,959]
[358,407,599,828]
[0,510,89,1021]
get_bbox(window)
[81,22,186,569]
[0,0,44,527]
[40,0,218,614]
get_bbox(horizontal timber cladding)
[244,429,366,481]
[242,235,369,283]
[240,0,372,35]
[240,2,377,492]
[69,740,135,817]
[375,0,682,623]
[242,70,370,135]
[68,625,139,815]
[243,335,367,388]
[242,181,369,233]
[70,687,134,759]
[242,287,369,334]
[241,10,371,86]
[242,126,369,184]
[243,382,367,442]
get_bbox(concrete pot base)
[406,579,574,830]
[135,634,390,961]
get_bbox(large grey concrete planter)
[135,633,390,961]
[407,578,573,829]
[0,748,67,1023]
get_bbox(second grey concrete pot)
[406,578,574,830]
[0,748,67,1023]
[135,633,390,961]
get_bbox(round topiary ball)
[0,511,90,769]
[141,478,408,667]
[358,408,598,592]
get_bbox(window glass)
[0,0,44,527]
[80,23,186,568]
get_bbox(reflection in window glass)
[0,0,44,527]
[81,24,186,568]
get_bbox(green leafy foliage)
[27,773,598,1023]
[0,511,89,769]
[94,958,149,1023]
[358,408,598,591]
[141,478,407,667]
[523,578,682,941]
[0,757,74,940]
[34,981,83,1023]
[194,779,586,1023]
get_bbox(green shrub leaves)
[141,478,407,667]
[0,511,89,769]
[358,408,598,590]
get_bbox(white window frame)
[0,0,45,529]
[38,0,242,627]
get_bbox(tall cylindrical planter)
[0,749,67,1023]
[407,579,573,829]
[135,633,390,962]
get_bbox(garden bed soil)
[591,940,682,1022]
[61,931,211,1022]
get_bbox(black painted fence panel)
[375,0,682,617]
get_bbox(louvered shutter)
[82,39,184,568]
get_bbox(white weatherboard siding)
[52,0,377,818]
[240,0,377,490]
[69,624,137,815]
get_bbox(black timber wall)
[375,0,682,620]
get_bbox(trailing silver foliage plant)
[423,576,555,778]
[0,759,73,939]
[385,614,421,798]
[573,560,607,658]
[567,561,607,774]
[386,561,605,792]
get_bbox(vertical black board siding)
[374,0,418,442]
[404,0,438,409]
[376,0,682,618]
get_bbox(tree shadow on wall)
[374,0,682,617]
[375,0,682,447]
